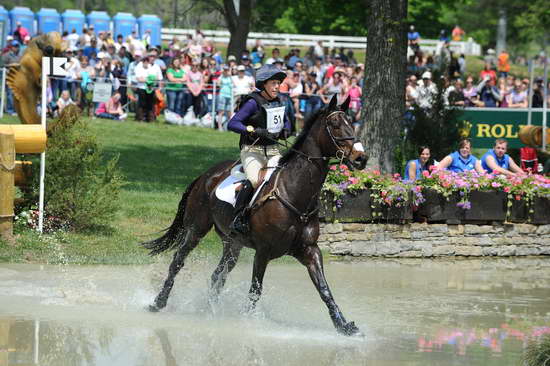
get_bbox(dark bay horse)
[143,95,367,336]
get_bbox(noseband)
[325,111,356,161]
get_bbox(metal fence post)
[212,79,217,129]
[0,67,6,119]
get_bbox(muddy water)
[0,257,549,365]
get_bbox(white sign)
[265,106,285,134]
[41,57,68,76]
[92,82,112,103]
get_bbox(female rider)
[227,64,291,234]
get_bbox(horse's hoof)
[339,321,364,337]
[148,304,161,312]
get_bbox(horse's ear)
[340,95,351,112]
[328,94,338,110]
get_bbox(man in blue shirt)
[481,139,523,176]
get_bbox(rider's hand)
[279,129,291,140]
[252,128,270,139]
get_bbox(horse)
[142,94,367,336]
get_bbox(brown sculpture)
[6,32,66,125]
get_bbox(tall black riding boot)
[229,180,254,234]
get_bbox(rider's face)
[262,79,281,99]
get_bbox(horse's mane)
[279,107,327,165]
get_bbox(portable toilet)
[138,14,162,47]
[0,6,8,48]
[87,11,110,35]
[9,7,35,36]
[113,12,136,40]
[62,9,85,34]
[36,8,61,34]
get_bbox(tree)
[360,0,408,173]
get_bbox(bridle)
[324,111,357,162]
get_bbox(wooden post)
[0,131,15,245]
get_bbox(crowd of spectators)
[406,26,549,111]
[1,28,366,130]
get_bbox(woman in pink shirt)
[185,62,205,118]
[96,92,127,120]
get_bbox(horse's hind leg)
[244,250,270,313]
[209,235,242,301]
[149,229,202,312]
[295,244,362,336]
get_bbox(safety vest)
[239,92,285,148]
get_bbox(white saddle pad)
[215,164,275,207]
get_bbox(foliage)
[28,108,125,232]
[524,334,550,366]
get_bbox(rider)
[227,64,291,234]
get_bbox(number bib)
[265,106,286,134]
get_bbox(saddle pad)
[215,164,275,207]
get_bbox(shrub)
[31,106,125,231]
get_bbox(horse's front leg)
[244,251,270,313]
[295,244,362,336]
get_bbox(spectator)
[479,62,497,84]
[463,76,481,107]
[484,49,497,69]
[480,139,523,177]
[265,48,281,65]
[532,79,544,108]
[56,90,75,113]
[166,58,186,116]
[437,138,484,173]
[497,50,510,78]
[314,40,324,60]
[507,79,528,108]
[232,65,255,105]
[65,50,81,101]
[134,53,163,122]
[288,48,303,70]
[251,39,265,65]
[288,71,304,119]
[497,77,509,107]
[185,61,205,119]
[477,74,501,107]
[452,25,465,41]
[96,91,127,120]
[303,71,323,120]
[78,56,96,117]
[404,145,431,181]
[406,75,418,108]
[320,71,346,105]
[216,65,234,131]
[348,76,362,123]
[448,79,466,106]
[13,22,29,44]
[240,55,255,77]
[1,41,21,115]
[458,53,466,75]
[415,71,437,110]
[408,25,421,52]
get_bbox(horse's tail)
[141,176,200,256]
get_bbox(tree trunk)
[496,8,507,55]
[223,0,251,59]
[360,0,408,173]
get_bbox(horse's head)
[320,95,368,170]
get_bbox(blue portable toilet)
[36,8,61,34]
[113,12,136,40]
[87,11,111,34]
[62,9,85,34]
[138,14,162,47]
[0,6,9,48]
[9,7,35,36]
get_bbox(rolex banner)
[458,108,549,149]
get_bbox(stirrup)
[230,211,250,235]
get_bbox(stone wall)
[318,223,550,257]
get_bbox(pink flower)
[373,170,381,176]
[491,182,501,188]
[515,195,522,201]
[343,170,351,177]
[393,173,401,179]
[504,186,511,193]
[415,185,422,192]
[422,170,430,178]
[349,177,359,185]
[340,164,348,170]
[330,165,337,171]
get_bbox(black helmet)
[255,64,286,90]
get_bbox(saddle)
[215,164,276,207]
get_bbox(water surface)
[0,257,549,365]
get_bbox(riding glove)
[251,128,271,139]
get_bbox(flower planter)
[530,197,550,224]
[507,199,527,223]
[319,190,373,223]
[419,189,507,224]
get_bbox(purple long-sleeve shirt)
[227,98,291,134]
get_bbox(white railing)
[162,28,482,56]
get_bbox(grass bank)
[0,115,243,264]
